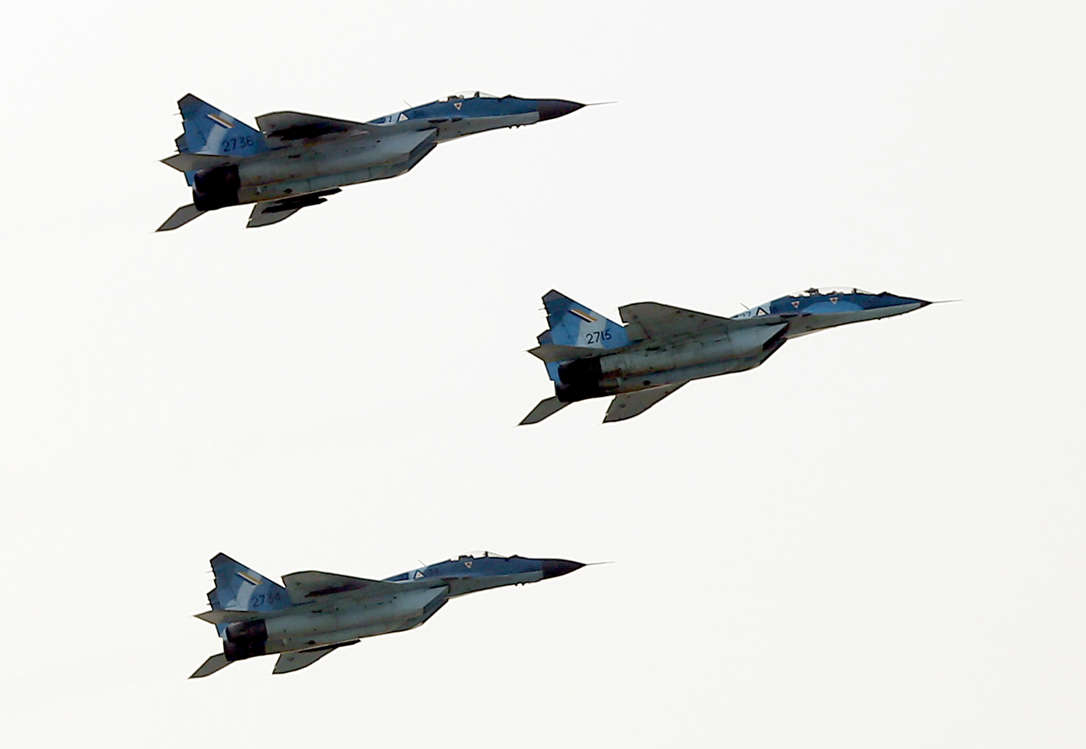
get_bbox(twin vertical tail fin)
[520,291,629,425]
[159,94,271,231]
[174,94,268,162]
[206,553,290,616]
[191,553,292,679]
[534,290,628,373]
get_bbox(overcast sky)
[2,1,1084,746]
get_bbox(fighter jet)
[158,91,587,230]
[191,551,586,677]
[521,287,935,424]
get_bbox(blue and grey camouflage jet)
[191,551,586,677]
[522,287,935,424]
[158,91,586,230]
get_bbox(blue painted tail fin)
[536,290,628,382]
[207,553,290,614]
[175,94,269,160]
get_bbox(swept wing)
[246,189,342,228]
[620,302,778,340]
[603,384,685,422]
[282,571,406,602]
[256,111,371,145]
[273,641,359,674]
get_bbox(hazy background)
[2,1,1083,746]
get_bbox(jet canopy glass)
[450,550,507,561]
[446,90,500,100]
[795,286,878,296]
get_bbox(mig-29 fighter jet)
[158,91,587,230]
[521,287,936,424]
[191,551,586,677]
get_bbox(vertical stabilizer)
[175,94,268,158]
[207,553,290,614]
[536,290,628,383]
[172,94,269,189]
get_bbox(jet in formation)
[158,91,587,231]
[522,287,935,424]
[191,551,586,677]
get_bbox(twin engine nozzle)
[555,357,604,403]
[223,619,268,661]
[192,165,242,211]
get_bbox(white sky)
[2,1,1084,746]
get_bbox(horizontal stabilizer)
[528,344,603,363]
[161,152,236,172]
[520,396,569,425]
[190,653,231,679]
[194,608,267,625]
[157,204,206,232]
[282,571,400,602]
[603,384,684,423]
[273,641,358,675]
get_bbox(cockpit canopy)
[446,90,500,100]
[450,550,507,561]
[408,551,513,578]
[796,286,877,297]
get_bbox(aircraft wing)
[603,384,684,422]
[282,570,406,602]
[246,189,342,228]
[620,302,772,340]
[273,641,359,675]
[256,111,370,145]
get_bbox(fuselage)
[554,288,929,403]
[219,553,582,662]
[368,92,583,141]
[732,287,929,337]
[190,93,583,210]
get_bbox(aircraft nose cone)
[896,295,931,308]
[537,99,584,121]
[541,558,585,579]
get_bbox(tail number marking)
[220,136,255,153]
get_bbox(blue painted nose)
[541,558,585,579]
[866,293,931,310]
[537,99,584,121]
[888,294,931,308]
